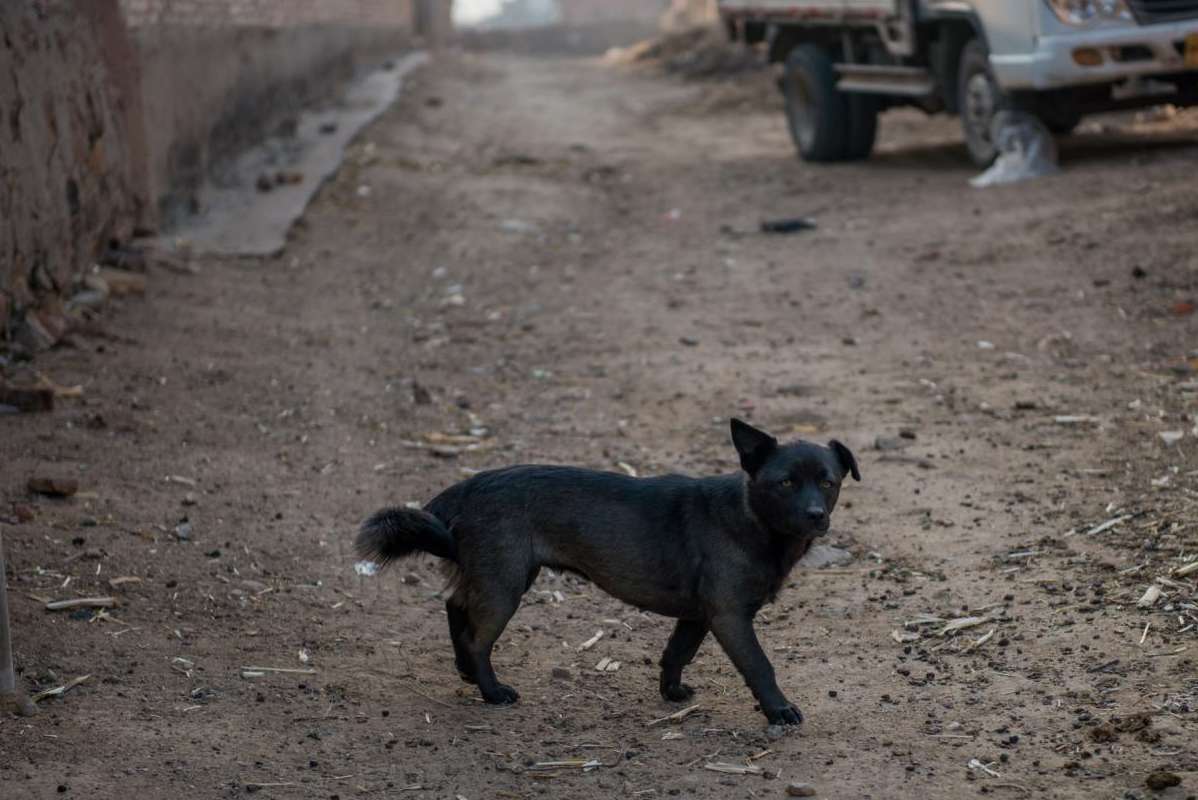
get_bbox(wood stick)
[0,531,37,716]
[45,597,116,611]
[647,703,703,727]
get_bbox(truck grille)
[1127,0,1198,23]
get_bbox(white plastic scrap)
[970,111,1059,188]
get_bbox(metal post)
[0,529,37,716]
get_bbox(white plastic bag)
[970,111,1059,188]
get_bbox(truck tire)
[957,39,1005,166]
[844,94,879,160]
[782,45,850,162]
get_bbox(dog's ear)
[829,440,861,482]
[730,418,777,475]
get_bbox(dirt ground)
[3,51,1198,800]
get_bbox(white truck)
[717,0,1198,164]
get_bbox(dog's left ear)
[731,418,777,475]
[829,440,861,482]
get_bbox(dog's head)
[730,418,860,539]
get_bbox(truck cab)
[718,0,1198,164]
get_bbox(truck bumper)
[991,20,1198,90]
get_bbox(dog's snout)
[804,507,828,525]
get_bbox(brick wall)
[557,0,668,25]
[120,0,414,28]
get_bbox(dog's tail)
[355,507,457,569]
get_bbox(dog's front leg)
[709,613,802,725]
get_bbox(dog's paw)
[482,684,520,705]
[662,682,696,702]
[765,703,804,726]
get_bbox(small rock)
[1145,772,1180,791]
[787,782,817,796]
[97,268,146,297]
[174,519,193,541]
[551,666,572,680]
[1160,430,1185,446]
[799,544,852,569]
[27,476,79,497]
[874,436,907,451]
[679,336,700,347]
[765,724,787,740]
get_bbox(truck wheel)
[844,94,879,160]
[782,45,850,162]
[957,39,1005,166]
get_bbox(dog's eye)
[780,479,792,488]
[819,480,834,490]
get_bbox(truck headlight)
[1046,0,1133,24]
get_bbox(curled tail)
[355,507,457,568]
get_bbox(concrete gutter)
[164,52,428,257]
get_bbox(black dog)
[356,418,859,725]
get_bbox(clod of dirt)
[551,666,572,681]
[27,476,79,497]
[1145,771,1181,791]
[787,783,817,797]
[1090,723,1118,743]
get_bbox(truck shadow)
[1056,131,1198,165]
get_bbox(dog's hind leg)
[446,599,476,684]
[659,619,708,701]
[460,584,523,705]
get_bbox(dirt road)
[3,52,1197,799]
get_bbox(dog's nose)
[804,508,828,525]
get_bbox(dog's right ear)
[730,418,777,476]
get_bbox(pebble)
[551,666,572,680]
[787,783,817,797]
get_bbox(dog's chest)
[763,537,814,603]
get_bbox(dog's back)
[425,465,743,618]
